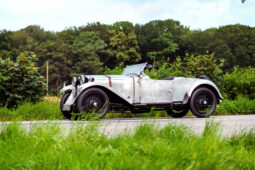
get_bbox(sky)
[0,0,254,32]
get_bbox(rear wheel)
[77,88,110,119]
[167,106,189,118]
[189,87,217,118]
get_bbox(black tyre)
[77,88,110,119]
[167,106,189,118]
[60,92,72,119]
[189,87,217,118]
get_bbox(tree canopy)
[0,20,254,93]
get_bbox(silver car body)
[60,63,223,111]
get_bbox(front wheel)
[77,88,110,119]
[167,106,189,118]
[189,87,217,118]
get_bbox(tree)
[0,30,16,59]
[72,31,107,75]
[183,24,255,70]
[215,25,253,69]
[9,29,29,50]
[57,27,79,45]
[107,30,141,65]
[138,19,188,61]
[248,29,255,64]
[112,21,134,35]
[148,32,179,65]
[35,40,72,93]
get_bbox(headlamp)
[79,75,88,84]
[72,77,78,86]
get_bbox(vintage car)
[60,63,223,119]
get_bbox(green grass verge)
[0,101,63,121]
[0,96,254,121]
[0,122,255,169]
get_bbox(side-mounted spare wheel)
[77,88,110,119]
[189,87,217,118]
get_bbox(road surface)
[0,115,255,137]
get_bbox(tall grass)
[0,122,254,169]
[0,100,62,121]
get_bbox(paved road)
[1,115,255,137]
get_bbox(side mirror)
[146,64,154,70]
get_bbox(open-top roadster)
[60,63,223,119]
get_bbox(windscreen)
[122,63,147,75]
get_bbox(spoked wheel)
[189,87,217,118]
[77,88,110,119]
[167,106,189,118]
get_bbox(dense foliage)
[223,67,255,99]
[0,52,45,107]
[215,96,255,115]
[146,53,224,83]
[0,20,254,93]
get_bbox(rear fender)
[183,81,224,104]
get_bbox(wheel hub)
[199,99,208,106]
[89,100,98,108]
[93,102,98,107]
[196,94,212,111]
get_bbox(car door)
[137,76,173,104]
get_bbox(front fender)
[60,85,74,95]
[77,82,133,104]
[60,85,77,111]
[61,82,133,111]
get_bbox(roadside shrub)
[104,63,124,75]
[182,54,224,84]
[145,57,184,79]
[222,67,255,99]
[215,96,255,115]
[146,53,224,85]
[0,52,45,108]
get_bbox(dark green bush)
[145,57,184,79]
[215,96,255,115]
[104,63,124,75]
[146,53,224,85]
[222,67,255,99]
[0,52,45,107]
